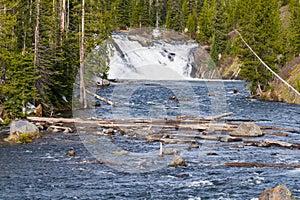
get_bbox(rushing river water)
[1,80,300,200]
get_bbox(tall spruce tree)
[196,0,216,44]
[165,0,183,31]
[288,0,300,58]
[236,0,283,94]
[131,0,151,28]
[113,0,132,30]
[210,0,229,64]
[0,1,38,118]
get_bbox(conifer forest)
[0,0,300,119]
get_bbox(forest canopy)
[0,0,299,119]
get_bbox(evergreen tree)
[131,0,151,28]
[185,8,197,37]
[288,0,300,58]
[236,0,283,94]
[0,1,38,118]
[113,0,132,30]
[210,0,230,63]
[182,0,189,27]
[196,0,216,44]
[165,0,183,31]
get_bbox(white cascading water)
[108,32,199,80]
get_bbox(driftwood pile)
[27,112,300,168]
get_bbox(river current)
[1,80,300,200]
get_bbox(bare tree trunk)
[3,3,6,14]
[66,0,69,39]
[60,0,66,44]
[22,20,26,55]
[155,0,159,28]
[34,0,40,67]
[79,0,87,108]
[29,0,32,23]
[53,0,55,13]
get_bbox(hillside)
[265,57,300,104]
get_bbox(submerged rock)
[230,122,263,137]
[169,156,186,167]
[66,149,76,157]
[5,120,40,143]
[163,148,181,155]
[259,184,297,200]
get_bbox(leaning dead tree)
[235,29,300,97]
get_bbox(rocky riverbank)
[263,56,300,104]
[218,55,300,105]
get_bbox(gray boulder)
[96,79,110,87]
[230,122,264,137]
[169,156,186,167]
[4,120,40,143]
[259,184,297,200]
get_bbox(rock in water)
[230,122,263,137]
[169,156,187,167]
[5,120,40,143]
[259,184,296,200]
[66,149,76,157]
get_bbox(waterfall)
[108,31,200,80]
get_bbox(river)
[1,80,300,200]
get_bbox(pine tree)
[210,0,230,64]
[236,0,283,94]
[196,0,216,44]
[185,8,197,37]
[113,0,132,30]
[288,0,300,58]
[0,1,38,118]
[182,0,189,28]
[131,0,151,28]
[165,0,183,31]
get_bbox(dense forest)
[0,0,299,120]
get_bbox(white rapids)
[108,33,199,80]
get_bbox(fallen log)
[244,139,300,149]
[28,116,237,132]
[47,125,73,133]
[204,112,233,121]
[84,87,115,107]
[74,83,115,106]
[225,162,300,168]
[160,138,197,144]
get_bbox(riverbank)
[218,55,300,105]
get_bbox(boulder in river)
[259,184,296,200]
[4,120,41,143]
[96,79,110,87]
[230,122,263,137]
[66,149,76,157]
[169,156,187,167]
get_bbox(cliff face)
[263,57,300,104]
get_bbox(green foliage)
[0,0,113,118]
[1,0,300,117]
[131,0,152,28]
[196,0,216,44]
[185,9,197,36]
[287,0,300,58]
[166,0,184,31]
[113,0,132,30]
[236,0,283,94]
